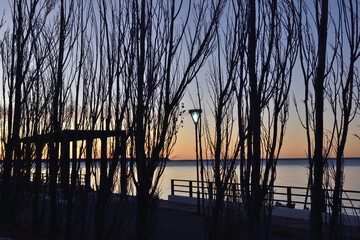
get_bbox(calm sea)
[159,158,360,200]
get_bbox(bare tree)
[326,0,360,239]
[92,0,132,239]
[28,11,54,233]
[239,0,298,239]
[202,2,245,238]
[129,0,225,239]
[61,0,94,238]
[45,0,77,238]
[296,1,337,239]
[311,2,329,238]
[0,0,132,239]
[0,0,53,224]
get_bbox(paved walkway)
[159,199,310,229]
[157,200,310,239]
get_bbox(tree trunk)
[135,183,150,240]
[120,134,127,198]
[247,0,262,239]
[49,0,66,238]
[134,0,147,238]
[311,1,328,239]
[85,138,92,192]
[1,141,14,223]
[329,62,354,240]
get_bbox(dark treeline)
[194,0,360,240]
[0,0,359,240]
[0,0,225,239]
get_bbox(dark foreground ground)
[0,199,357,239]
[158,201,312,240]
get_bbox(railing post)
[171,179,175,195]
[209,182,213,200]
[233,184,236,202]
[287,187,292,208]
[189,181,193,197]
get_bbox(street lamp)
[189,109,202,214]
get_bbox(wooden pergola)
[20,129,128,197]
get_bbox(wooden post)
[287,187,292,208]
[171,179,175,195]
[61,139,70,199]
[120,132,127,197]
[85,137,92,192]
[209,182,213,200]
[233,184,237,202]
[189,181,193,197]
[100,136,107,191]
[24,142,31,191]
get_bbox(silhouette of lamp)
[189,109,202,214]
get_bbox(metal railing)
[170,179,360,213]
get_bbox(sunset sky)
[172,72,360,160]
[1,1,359,161]
[169,0,360,160]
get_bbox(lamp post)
[189,109,202,214]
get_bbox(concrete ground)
[1,199,358,239]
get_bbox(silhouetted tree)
[202,2,245,238]
[312,2,329,238]
[28,10,54,233]
[63,0,93,238]
[327,0,360,239]
[46,0,77,238]
[129,0,225,239]
[239,0,298,239]
[296,1,335,239]
[0,0,53,224]
[93,0,132,239]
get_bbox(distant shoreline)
[168,157,360,161]
[0,157,359,162]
